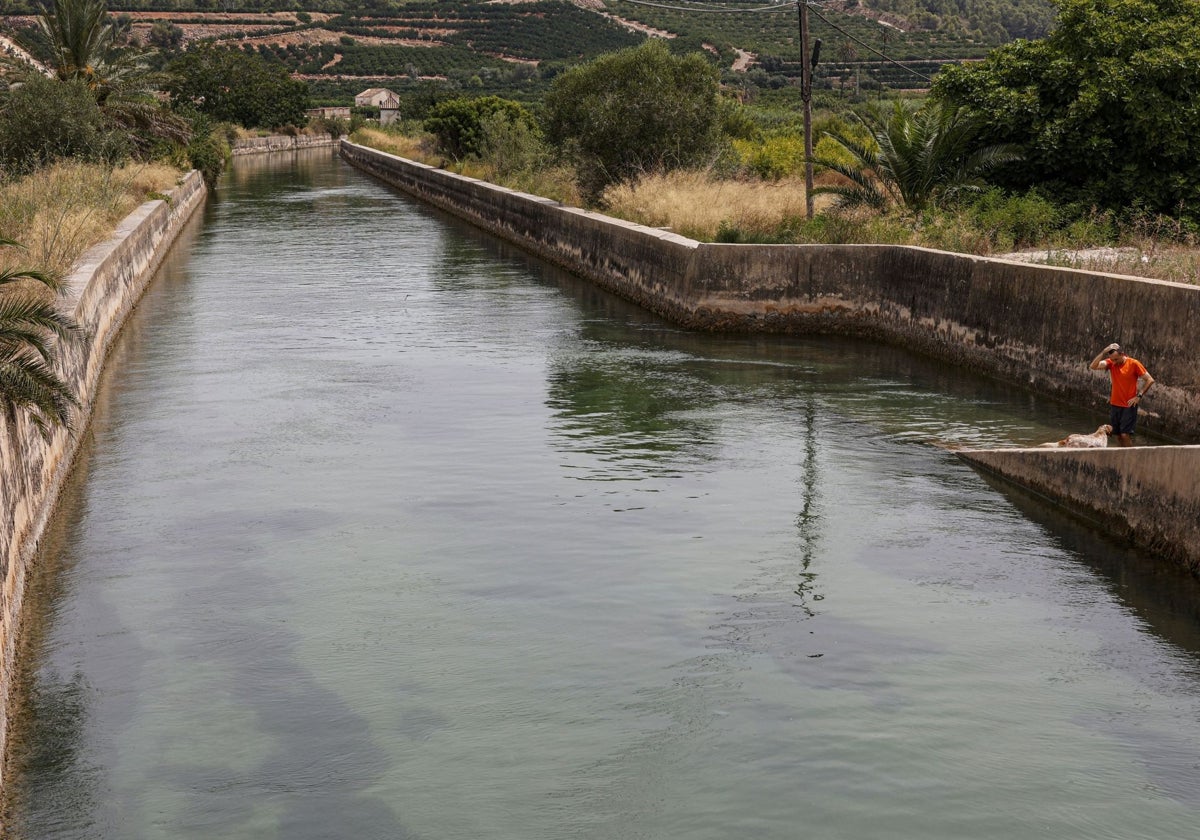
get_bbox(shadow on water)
[414,195,1199,654]
[976,471,1200,657]
[3,155,420,839]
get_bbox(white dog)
[1038,424,1112,448]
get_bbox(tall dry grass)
[351,127,435,164]
[351,129,1200,284]
[0,160,183,281]
[351,126,582,205]
[602,171,832,241]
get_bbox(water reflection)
[793,396,823,617]
[6,149,1200,839]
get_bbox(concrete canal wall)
[233,134,341,155]
[341,140,1200,573]
[957,446,1200,575]
[339,141,1200,442]
[0,171,207,772]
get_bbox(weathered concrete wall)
[341,140,1200,575]
[233,134,341,155]
[339,141,1200,443]
[957,447,1200,575]
[0,171,207,770]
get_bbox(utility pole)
[796,0,817,218]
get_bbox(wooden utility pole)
[796,0,815,218]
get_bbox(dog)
[1038,424,1112,448]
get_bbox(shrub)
[424,96,535,161]
[0,77,130,175]
[967,188,1062,249]
[543,41,723,203]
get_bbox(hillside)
[0,0,1055,104]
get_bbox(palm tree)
[34,0,190,152]
[39,0,134,101]
[0,239,78,437]
[814,100,1021,212]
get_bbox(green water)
[6,149,1200,839]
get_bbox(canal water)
[5,149,1200,839]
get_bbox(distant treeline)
[5,0,1055,43]
[864,0,1055,41]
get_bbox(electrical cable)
[613,0,935,84]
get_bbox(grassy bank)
[352,127,1200,286]
[0,161,184,281]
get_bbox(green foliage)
[423,95,534,160]
[864,0,1054,40]
[543,40,723,201]
[311,116,349,140]
[733,135,806,180]
[814,99,1021,211]
[0,238,78,436]
[965,188,1061,249]
[0,76,129,175]
[934,0,1200,219]
[477,110,546,178]
[38,0,138,99]
[166,44,309,129]
[186,123,231,189]
[148,21,183,50]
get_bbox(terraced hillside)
[0,0,1051,103]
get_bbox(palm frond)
[0,348,77,435]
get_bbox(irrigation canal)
[5,148,1200,839]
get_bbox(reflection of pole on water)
[794,393,823,616]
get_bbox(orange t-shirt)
[1103,356,1147,406]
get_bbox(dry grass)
[351,127,582,205]
[602,171,822,241]
[1009,247,1200,285]
[0,161,183,281]
[351,127,436,164]
[350,129,1200,284]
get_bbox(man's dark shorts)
[1110,404,1139,436]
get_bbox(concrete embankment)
[958,446,1200,575]
[339,141,1200,442]
[0,171,207,771]
[340,140,1200,573]
[233,134,341,155]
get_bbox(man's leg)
[1111,405,1138,447]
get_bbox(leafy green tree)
[934,0,1200,217]
[166,44,309,129]
[542,40,723,201]
[814,100,1020,212]
[0,240,78,436]
[424,95,535,160]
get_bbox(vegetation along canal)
[5,148,1200,838]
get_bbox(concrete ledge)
[233,134,341,155]
[0,170,207,771]
[957,446,1200,575]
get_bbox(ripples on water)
[5,150,1200,840]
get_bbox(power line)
[805,5,933,82]
[613,0,934,84]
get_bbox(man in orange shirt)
[1089,342,1155,446]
